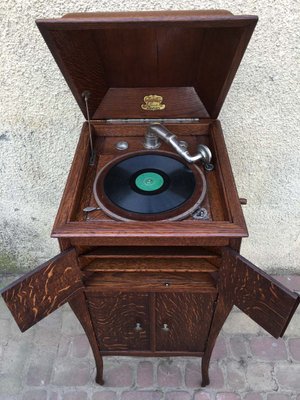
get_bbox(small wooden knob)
[239,198,247,205]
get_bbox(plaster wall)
[0,0,299,273]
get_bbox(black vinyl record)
[103,154,196,214]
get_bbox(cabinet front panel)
[87,292,150,351]
[156,292,216,352]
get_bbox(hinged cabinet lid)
[36,10,257,120]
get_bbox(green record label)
[135,172,164,192]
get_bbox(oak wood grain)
[54,221,246,239]
[93,87,209,119]
[52,123,90,231]
[210,121,247,231]
[84,272,217,293]
[82,258,218,273]
[71,237,231,247]
[91,121,210,137]
[194,22,256,118]
[156,292,217,352]
[36,12,257,119]
[62,10,234,20]
[87,292,151,351]
[221,248,300,338]
[69,290,104,384]
[79,246,220,260]
[201,290,232,387]
[36,27,108,118]
[1,249,83,332]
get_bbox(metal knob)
[134,322,143,332]
[144,131,161,149]
[115,141,129,151]
[161,323,170,332]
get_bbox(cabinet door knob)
[161,323,170,332]
[134,322,143,332]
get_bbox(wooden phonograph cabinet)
[1,11,299,387]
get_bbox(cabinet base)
[100,351,204,357]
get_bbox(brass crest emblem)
[141,95,165,111]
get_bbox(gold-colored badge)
[141,95,165,111]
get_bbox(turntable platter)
[93,152,206,221]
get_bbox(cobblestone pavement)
[0,275,299,400]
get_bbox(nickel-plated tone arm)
[144,123,212,164]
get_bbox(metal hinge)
[105,118,200,124]
[82,90,96,165]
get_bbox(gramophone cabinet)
[1,10,299,387]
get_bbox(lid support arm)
[82,91,96,165]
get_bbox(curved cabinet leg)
[201,295,232,387]
[69,291,104,385]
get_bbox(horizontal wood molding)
[84,271,217,292]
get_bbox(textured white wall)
[0,0,299,273]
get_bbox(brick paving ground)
[0,275,299,400]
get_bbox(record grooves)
[93,151,206,221]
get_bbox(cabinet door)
[156,292,217,352]
[221,248,300,338]
[1,249,83,332]
[86,292,150,351]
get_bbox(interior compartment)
[68,122,229,223]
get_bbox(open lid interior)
[36,10,257,120]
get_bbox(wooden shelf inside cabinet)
[79,246,221,260]
[84,272,217,293]
[82,258,219,273]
